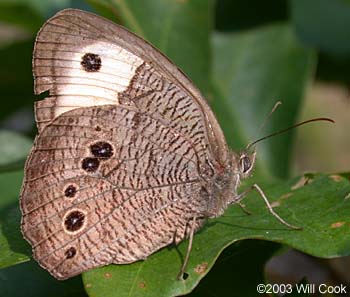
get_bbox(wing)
[33,8,228,163]
[22,9,230,280]
[21,105,207,279]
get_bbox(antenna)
[247,117,335,150]
[257,101,282,134]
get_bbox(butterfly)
[20,9,297,280]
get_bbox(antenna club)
[247,117,334,148]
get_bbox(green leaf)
[291,0,350,56]
[0,131,32,171]
[0,260,88,297]
[0,0,71,19]
[0,40,36,123]
[187,240,280,297]
[211,24,316,178]
[0,171,30,269]
[215,0,287,31]
[89,0,212,95]
[83,173,350,297]
[0,171,23,211]
[0,3,43,32]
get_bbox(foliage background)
[0,0,349,296]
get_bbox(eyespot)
[65,247,77,259]
[64,185,77,198]
[64,210,86,232]
[81,157,100,172]
[81,53,101,72]
[90,141,113,159]
[240,156,251,173]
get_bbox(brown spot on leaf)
[85,283,92,288]
[281,192,293,199]
[139,281,146,288]
[291,175,312,190]
[194,262,208,275]
[270,201,281,208]
[331,222,345,228]
[329,175,343,182]
[271,193,293,208]
[104,272,112,279]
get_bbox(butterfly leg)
[232,184,302,230]
[230,187,253,215]
[177,216,197,280]
[237,202,252,215]
[251,184,302,230]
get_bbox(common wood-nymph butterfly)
[20,9,298,280]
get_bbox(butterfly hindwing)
[21,100,209,279]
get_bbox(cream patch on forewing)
[53,41,143,117]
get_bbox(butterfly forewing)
[32,9,228,160]
[21,9,230,280]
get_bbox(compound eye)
[240,156,251,173]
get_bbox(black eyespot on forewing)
[81,53,101,72]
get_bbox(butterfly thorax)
[206,150,256,218]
